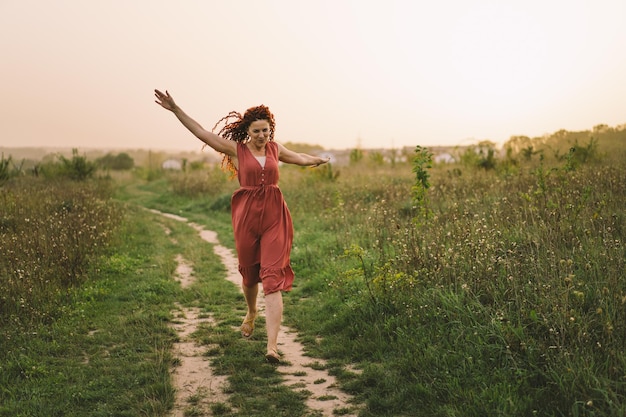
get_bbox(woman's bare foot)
[240,310,257,338]
[265,348,280,364]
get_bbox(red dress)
[231,141,295,294]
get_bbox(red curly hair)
[208,105,276,176]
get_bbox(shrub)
[0,154,13,186]
[349,148,363,164]
[39,149,97,180]
[411,145,432,220]
[0,154,25,186]
[96,152,135,170]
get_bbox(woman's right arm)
[154,89,236,157]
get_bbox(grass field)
[1,129,625,416]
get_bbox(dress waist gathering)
[237,184,279,190]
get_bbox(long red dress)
[231,141,295,294]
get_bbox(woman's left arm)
[277,143,330,167]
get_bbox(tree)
[96,152,134,170]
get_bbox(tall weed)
[0,177,122,327]
[168,165,231,197]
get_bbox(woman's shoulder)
[236,141,247,155]
[267,141,281,157]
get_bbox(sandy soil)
[169,303,228,417]
[152,209,359,416]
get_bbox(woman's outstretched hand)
[154,89,177,111]
[314,156,331,167]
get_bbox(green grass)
[117,153,626,415]
[280,155,626,416]
[114,172,325,417]
[0,205,180,416]
[0,178,122,324]
[293,160,626,416]
[3,132,625,416]
[1,179,313,416]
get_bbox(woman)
[154,89,329,363]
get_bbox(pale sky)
[1,0,625,151]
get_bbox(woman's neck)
[246,142,266,156]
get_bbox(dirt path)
[169,303,228,416]
[158,215,229,416]
[151,210,358,416]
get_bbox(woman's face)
[247,119,271,147]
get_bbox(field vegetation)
[276,126,626,416]
[1,124,625,416]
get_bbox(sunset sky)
[2,0,625,152]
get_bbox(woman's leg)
[241,282,258,337]
[264,290,283,357]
